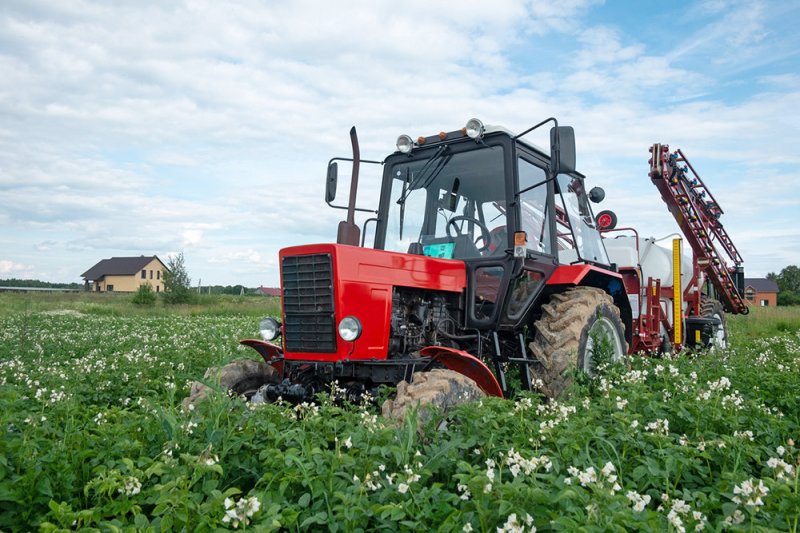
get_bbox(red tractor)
[188,118,746,414]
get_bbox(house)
[743,278,779,307]
[82,256,169,293]
[257,286,281,297]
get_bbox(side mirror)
[550,126,576,174]
[325,162,338,203]
[589,186,605,203]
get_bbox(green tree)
[131,283,157,305]
[767,265,800,293]
[162,253,194,304]
[768,265,800,306]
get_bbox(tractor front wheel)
[183,359,279,409]
[529,286,627,397]
[381,369,485,425]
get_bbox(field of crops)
[1,295,799,531]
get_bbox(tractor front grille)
[282,253,336,353]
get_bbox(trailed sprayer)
[186,118,747,417]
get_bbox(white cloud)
[0,259,31,276]
[0,0,797,285]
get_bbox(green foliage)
[778,291,800,306]
[0,307,798,531]
[0,292,279,318]
[162,253,195,305]
[729,305,800,338]
[0,278,83,290]
[131,283,157,306]
[768,265,800,294]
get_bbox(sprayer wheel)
[381,369,485,425]
[182,358,279,409]
[528,286,627,398]
[700,297,728,350]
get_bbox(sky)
[1,0,799,286]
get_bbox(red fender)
[419,346,504,398]
[239,339,284,375]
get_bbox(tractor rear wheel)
[700,297,728,350]
[381,369,485,425]
[529,286,627,397]
[183,359,279,409]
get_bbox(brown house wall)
[745,290,777,307]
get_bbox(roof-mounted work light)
[465,118,485,141]
[396,134,414,154]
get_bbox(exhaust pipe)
[336,126,361,246]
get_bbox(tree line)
[0,279,83,289]
[766,265,800,306]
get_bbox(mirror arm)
[513,117,558,141]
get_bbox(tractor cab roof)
[395,119,549,159]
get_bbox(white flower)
[497,513,526,533]
[645,418,669,436]
[343,436,352,449]
[723,509,745,526]
[119,476,141,496]
[732,478,769,508]
[463,524,473,532]
[776,445,785,456]
[398,483,409,494]
[626,490,651,512]
[766,457,795,480]
[222,495,261,528]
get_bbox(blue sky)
[1,0,798,286]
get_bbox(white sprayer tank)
[603,235,701,325]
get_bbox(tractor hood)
[278,243,466,362]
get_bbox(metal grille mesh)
[282,253,336,353]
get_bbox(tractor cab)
[371,119,612,328]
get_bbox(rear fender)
[420,346,503,398]
[239,339,284,376]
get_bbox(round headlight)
[337,316,362,342]
[465,118,484,140]
[396,134,414,154]
[259,317,281,341]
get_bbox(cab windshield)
[383,145,507,259]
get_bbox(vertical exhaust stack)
[336,126,361,246]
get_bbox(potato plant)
[0,310,798,532]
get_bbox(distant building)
[82,256,168,293]
[743,278,779,307]
[257,286,281,297]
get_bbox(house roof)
[744,278,779,293]
[82,256,166,280]
[257,286,281,297]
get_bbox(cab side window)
[517,158,552,255]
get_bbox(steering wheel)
[446,215,492,252]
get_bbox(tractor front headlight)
[337,316,362,342]
[259,317,281,341]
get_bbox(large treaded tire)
[183,359,279,409]
[700,297,728,350]
[529,286,627,398]
[381,369,485,425]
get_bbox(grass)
[729,305,800,340]
[0,291,280,318]
[0,296,798,531]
